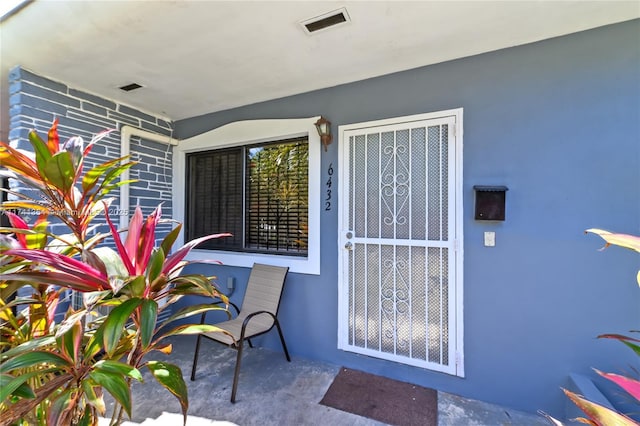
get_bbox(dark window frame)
[185,136,309,257]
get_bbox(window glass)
[186,137,309,256]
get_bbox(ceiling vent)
[119,83,143,92]
[300,7,350,34]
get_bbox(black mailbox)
[474,185,508,221]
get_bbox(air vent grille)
[119,83,143,92]
[300,7,350,35]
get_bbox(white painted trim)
[172,117,321,275]
[453,108,465,378]
[119,125,178,229]
[337,108,464,376]
[339,109,463,132]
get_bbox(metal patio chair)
[190,263,291,403]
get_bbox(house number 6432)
[325,163,334,211]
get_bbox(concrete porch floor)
[109,335,549,426]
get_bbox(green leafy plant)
[544,230,640,426]
[1,120,231,425]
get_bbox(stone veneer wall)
[7,66,175,317]
[8,66,174,238]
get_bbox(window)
[186,137,309,256]
[173,117,322,275]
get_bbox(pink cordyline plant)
[1,121,232,426]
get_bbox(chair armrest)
[199,300,240,324]
[239,310,276,340]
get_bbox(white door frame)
[337,109,464,377]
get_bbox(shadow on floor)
[107,335,549,426]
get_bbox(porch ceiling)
[1,1,638,140]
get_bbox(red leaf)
[598,333,640,343]
[136,205,161,275]
[104,203,135,275]
[4,211,28,247]
[0,271,105,292]
[4,249,109,288]
[596,370,640,401]
[125,207,143,268]
[163,233,232,275]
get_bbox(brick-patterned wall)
[8,66,174,240]
[7,66,176,317]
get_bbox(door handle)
[344,242,353,250]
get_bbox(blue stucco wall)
[174,20,640,418]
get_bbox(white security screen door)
[338,110,464,376]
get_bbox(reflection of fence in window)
[246,138,308,255]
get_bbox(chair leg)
[191,334,203,381]
[274,319,291,362]
[247,339,254,348]
[230,340,244,403]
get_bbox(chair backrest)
[239,263,289,316]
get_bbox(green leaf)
[93,161,136,199]
[160,224,182,257]
[0,373,34,402]
[83,290,112,308]
[28,129,52,176]
[77,408,95,426]
[47,389,74,426]
[169,274,219,298]
[0,281,26,303]
[92,246,129,279]
[0,368,59,402]
[1,351,70,373]
[12,381,36,400]
[160,303,230,328]
[82,381,106,415]
[25,219,48,249]
[0,297,41,311]
[0,335,56,361]
[121,275,146,297]
[146,248,165,283]
[94,360,143,382]
[102,298,142,356]
[85,326,104,360]
[140,299,158,350]
[81,156,129,193]
[89,370,133,418]
[43,151,75,192]
[155,324,232,343]
[97,179,137,198]
[146,361,188,423]
[56,310,86,338]
[56,317,83,363]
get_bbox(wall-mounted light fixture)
[315,116,332,152]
